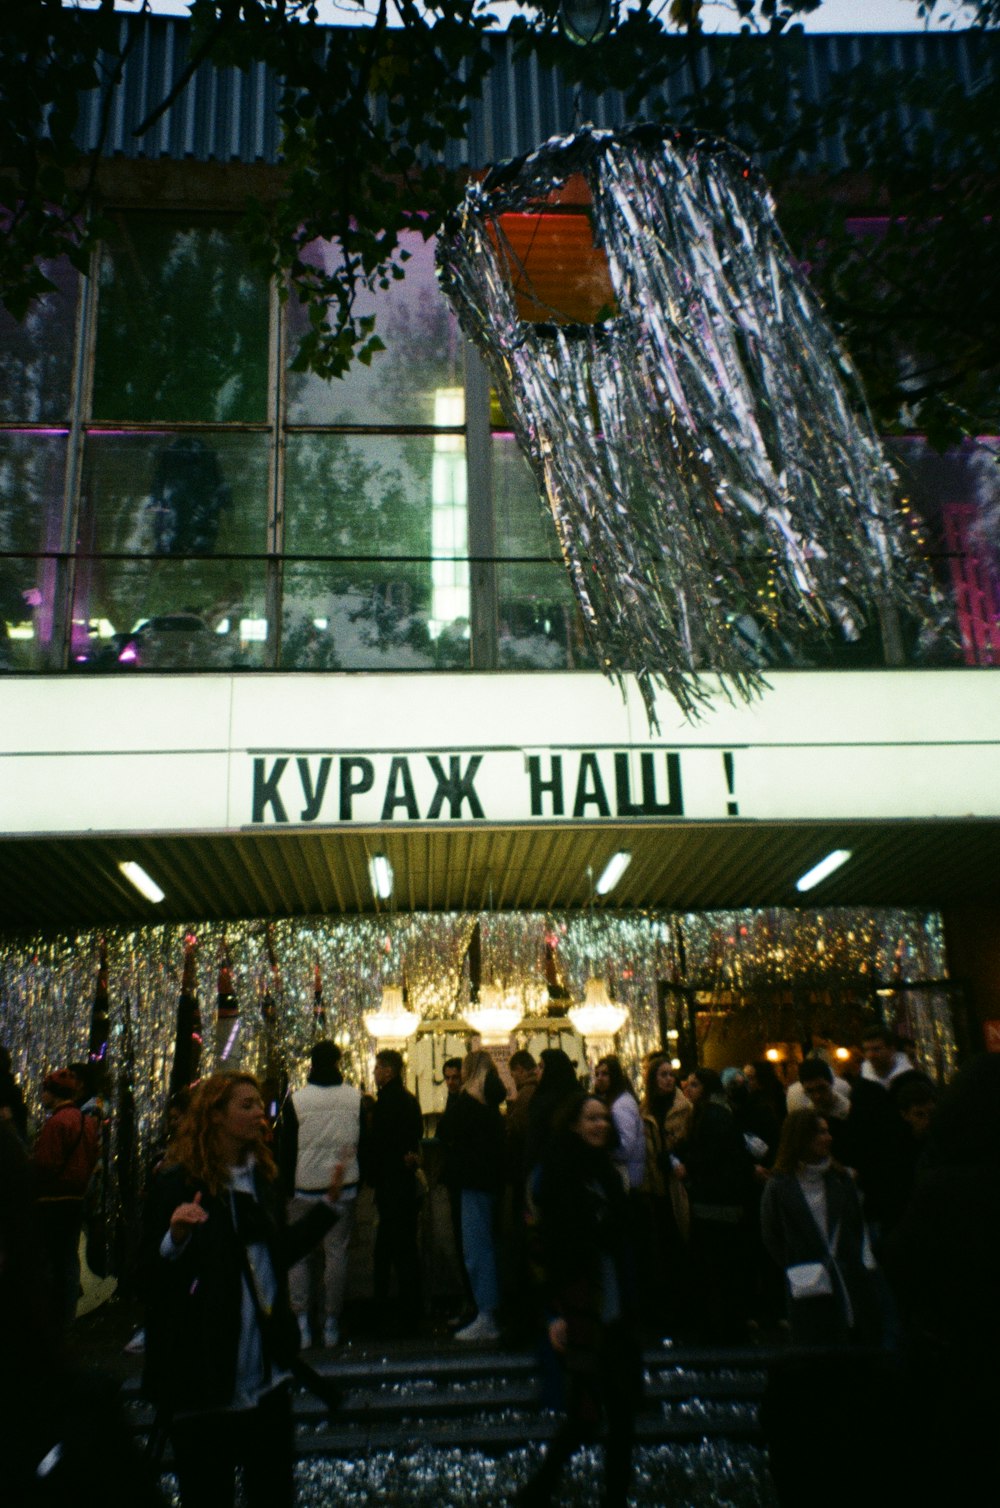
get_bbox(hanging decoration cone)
[437,124,947,724]
[88,936,110,1062]
[259,924,287,1123]
[215,939,241,1067]
[313,958,326,1037]
[168,932,202,1099]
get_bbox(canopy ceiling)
[1,818,997,929]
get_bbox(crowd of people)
[2,1027,997,1507]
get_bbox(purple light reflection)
[1,428,70,437]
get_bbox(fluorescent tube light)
[595,850,632,895]
[368,853,394,900]
[795,848,852,893]
[118,861,165,904]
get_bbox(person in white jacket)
[594,1055,646,1191]
[281,1041,362,1348]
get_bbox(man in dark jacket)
[797,1057,905,1238]
[366,1049,424,1334]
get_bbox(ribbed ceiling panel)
[1,820,998,929]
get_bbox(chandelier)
[462,982,524,1046]
[363,984,421,1045]
[568,976,627,1056]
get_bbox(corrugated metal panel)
[1,818,999,927]
[74,17,995,174]
[78,14,282,164]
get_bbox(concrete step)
[124,1340,773,1459]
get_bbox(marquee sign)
[2,669,999,835]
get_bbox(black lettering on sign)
[252,757,289,823]
[614,752,683,816]
[381,757,420,821]
[426,755,485,820]
[297,757,332,822]
[340,757,375,821]
[527,754,564,817]
[572,753,611,818]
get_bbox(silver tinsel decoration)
[437,125,936,721]
[161,1441,778,1506]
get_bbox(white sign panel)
[1,669,999,835]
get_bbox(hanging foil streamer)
[437,124,941,722]
[0,906,955,1249]
[167,932,202,1099]
[480,912,550,1016]
[87,935,110,1062]
[214,937,241,1068]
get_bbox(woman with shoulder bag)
[761,1107,880,1347]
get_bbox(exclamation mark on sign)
[723,751,739,816]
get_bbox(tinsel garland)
[161,1441,778,1507]
[437,125,946,723]
[0,906,955,1261]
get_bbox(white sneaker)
[454,1312,499,1343]
[296,1314,311,1347]
[322,1318,340,1347]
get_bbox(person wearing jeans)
[449,1049,507,1342]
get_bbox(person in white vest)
[281,1041,361,1348]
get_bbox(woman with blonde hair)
[141,1072,344,1508]
[448,1048,506,1341]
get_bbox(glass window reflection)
[92,214,269,423]
[0,258,78,422]
[492,434,594,669]
[283,430,470,669]
[70,559,270,671]
[0,433,68,671]
[80,431,269,557]
[285,235,464,427]
[281,562,470,671]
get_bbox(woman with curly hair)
[141,1072,344,1508]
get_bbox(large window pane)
[283,431,469,668]
[285,235,464,427]
[92,215,269,423]
[70,558,270,670]
[492,433,594,668]
[1,555,59,672]
[280,562,470,670]
[0,433,68,670]
[889,437,1000,666]
[0,258,78,422]
[79,432,269,556]
[0,431,68,554]
[493,432,561,562]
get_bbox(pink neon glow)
[117,645,138,663]
[2,428,69,437]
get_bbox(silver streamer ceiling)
[437,125,936,721]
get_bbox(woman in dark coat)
[517,1092,642,1508]
[675,1066,756,1342]
[141,1071,344,1508]
[761,1107,880,1347]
